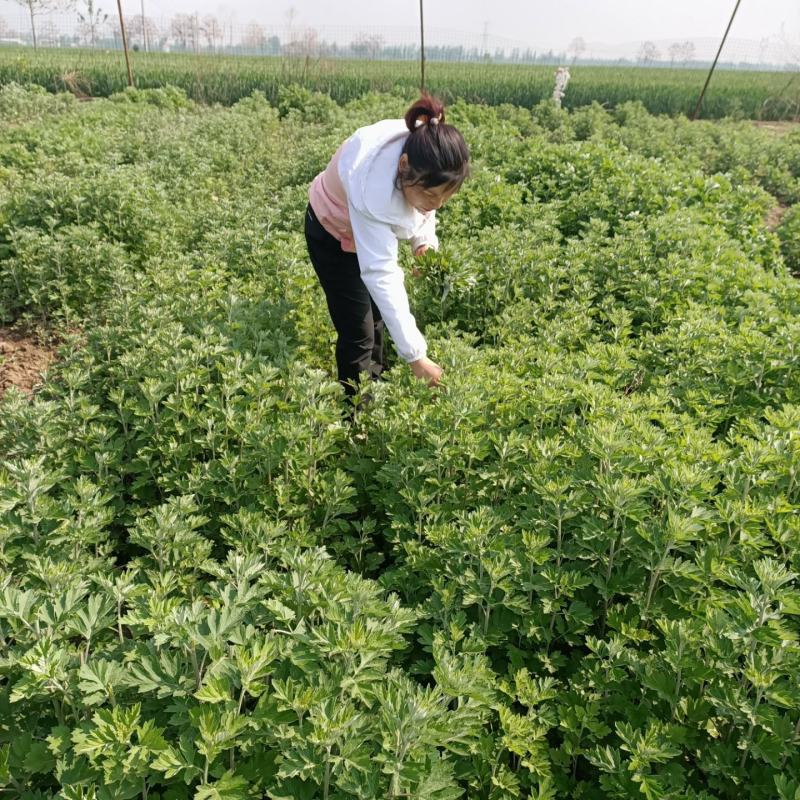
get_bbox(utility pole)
[692,0,743,119]
[139,0,148,52]
[116,0,134,86]
[482,20,489,59]
[419,0,426,92]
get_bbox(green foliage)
[1,86,799,799]
[108,85,196,109]
[1,50,800,119]
[276,83,340,124]
[0,80,76,121]
[777,204,800,273]
[0,224,130,325]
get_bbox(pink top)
[308,144,356,252]
[305,118,439,363]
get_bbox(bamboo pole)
[116,0,134,86]
[419,0,425,93]
[140,0,148,53]
[692,0,742,120]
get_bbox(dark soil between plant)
[751,120,800,135]
[765,203,790,231]
[0,326,58,399]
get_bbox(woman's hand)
[412,244,428,277]
[409,356,443,387]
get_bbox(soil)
[751,121,800,135]
[765,204,790,231]
[0,326,59,400]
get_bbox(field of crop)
[0,46,799,119]
[1,82,800,799]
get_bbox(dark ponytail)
[395,93,470,192]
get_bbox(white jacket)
[337,119,439,363]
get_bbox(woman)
[304,93,470,402]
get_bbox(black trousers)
[304,202,386,397]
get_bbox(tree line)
[0,2,763,70]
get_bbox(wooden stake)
[116,0,134,87]
[419,0,425,93]
[140,0,148,52]
[692,0,742,120]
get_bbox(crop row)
[0,47,799,118]
[1,85,799,798]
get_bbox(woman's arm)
[347,201,427,364]
[410,211,439,256]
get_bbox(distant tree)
[284,5,296,34]
[669,41,695,66]
[0,17,9,37]
[758,36,770,64]
[11,0,63,48]
[125,15,158,50]
[638,41,660,65]
[567,36,586,64]
[200,14,222,51]
[38,18,58,44]
[243,21,265,49]
[350,32,384,59]
[284,27,319,57]
[76,0,107,45]
[170,13,198,51]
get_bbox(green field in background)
[0,46,798,118]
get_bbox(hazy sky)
[1,0,798,53]
[211,0,799,44]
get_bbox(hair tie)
[414,114,441,129]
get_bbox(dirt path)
[765,204,790,231]
[752,120,800,136]
[0,327,58,399]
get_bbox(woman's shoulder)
[339,119,411,221]
[341,119,408,169]
[354,117,408,140]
